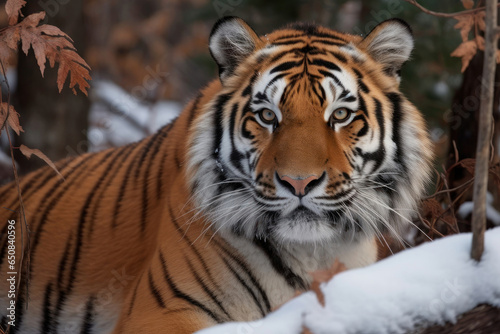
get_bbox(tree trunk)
[15,0,89,174]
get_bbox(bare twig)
[403,0,500,18]
[471,0,497,262]
[423,177,475,199]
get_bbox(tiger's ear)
[358,19,413,78]
[209,16,261,83]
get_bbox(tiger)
[0,16,433,333]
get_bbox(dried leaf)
[461,0,474,9]
[0,102,23,135]
[476,35,485,51]
[19,145,64,180]
[302,327,313,334]
[458,158,476,175]
[5,0,26,26]
[422,198,444,218]
[2,11,92,94]
[476,11,486,32]
[451,40,478,72]
[454,15,474,42]
[309,259,347,306]
[0,39,16,68]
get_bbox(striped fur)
[0,17,432,333]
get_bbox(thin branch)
[0,59,30,334]
[471,0,497,262]
[403,0,499,18]
[423,177,475,199]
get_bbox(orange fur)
[0,18,432,333]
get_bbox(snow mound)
[198,228,500,334]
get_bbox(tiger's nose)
[278,173,324,197]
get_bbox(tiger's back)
[1,17,432,333]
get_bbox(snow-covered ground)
[88,80,181,151]
[198,228,500,334]
[458,192,500,226]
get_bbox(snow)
[458,192,500,226]
[198,228,500,334]
[89,80,181,151]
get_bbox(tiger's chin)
[262,206,361,245]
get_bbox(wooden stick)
[471,0,497,262]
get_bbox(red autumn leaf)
[454,15,474,42]
[451,40,478,72]
[0,102,23,135]
[19,144,64,180]
[5,0,26,26]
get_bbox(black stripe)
[357,94,368,116]
[272,39,306,46]
[30,153,98,282]
[310,31,347,42]
[327,51,348,63]
[219,256,266,317]
[167,204,226,297]
[386,92,406,171]
[156,121,177,199]
[112,143,143,229]
[149,270,167,308]
[141,129,170,232]
[354,115,369,137]
[242,72,258,97]
[319,70,345,91]
[353,68,369,93]
[80,295,95,334]
[88,144,136,236]
[49,151,118,330]
[42,282,53,333]
[1,158,74,221]
[213,93,232,160]
[359,98,385,173]
[270,61,303,74]
[159,251,221,323]
[184,255,230,319]
[134,132,161,182]
[127,274,142,316]
[273,33,306,41]
[309,58,341,72]
[212,239,271,313]
[187,96,201,129]
[253,238,308,290]
[312,39,344,46]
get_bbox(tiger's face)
[188,17,432,246]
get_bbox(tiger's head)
[187,17,433,246]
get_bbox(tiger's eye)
[258,108,277,125]
[332,108,350,120]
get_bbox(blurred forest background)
[0,0,499,245]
